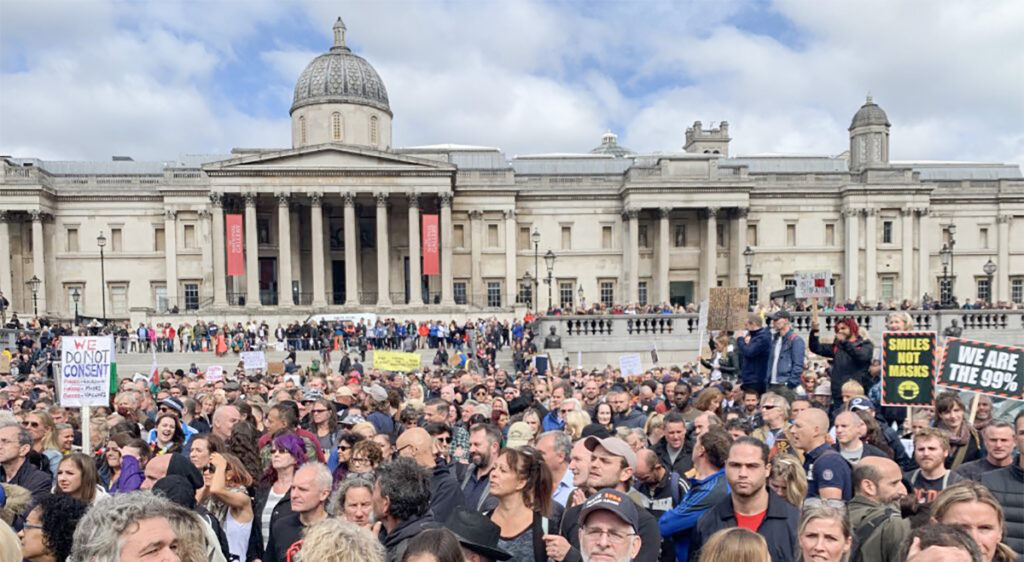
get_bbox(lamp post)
[27,275,41,317]
[71,287,80,326]
[947,224,957,303]
[97,231,107,322]
[531,226,540,311]
[940,243,951,307]
[743,246,754,307]
[544,250,555,311]
[983,259,997,304]
[523,271,532,311]
[577,284,584,309]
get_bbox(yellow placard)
[373,351,422,372]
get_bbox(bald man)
[849,457,910,562]
[396,427,465,517]
[791,408,851,500]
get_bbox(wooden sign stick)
[968,392,981,424]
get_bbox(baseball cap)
[223,380,241,391]
[583,436,637,471]
[848,396,875,412]
[770,310,793,320]
[578,488,639,533]
[158,397,184,415]
[301,388,324,403]
[340,414,366,427]
[505,422,534,449]
[335,387,354,398]
[363,384,388,403]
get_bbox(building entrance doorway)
[331,260,346,304]
[670,281,694,307]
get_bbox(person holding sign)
[934,392,982,470]
[809,318,873,416]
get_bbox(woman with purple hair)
[250,433,306,560]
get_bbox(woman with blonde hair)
[886,311,914,332]
[931,480,1016,562]
[698,527,771,562]
[301,517,385,562]
[768,454,808,507]
[644,413,665,446]
[797,503,851,562]
[23,410,61,476]
[563,409,591,441]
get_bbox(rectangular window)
[487,281,501,307]
[154,284,168,313]
[784,278,797,290]
[487,224,499,248]
[749,279,759,307]
[940,277,954,305]
[111,228,123,252]
[453,224,465,248]
[66,228,79,252]
[561,226,572,250]
[977,278,991,303]
[519,227,531,249]
[602,226,613,249]
[559,281,574,309]
[110,284,128,315]
[453,282,467,305]
[184,283,199,310]
[638,281,648,306]
[1012,278,1023,304]
[257,218,270,244]
[674,224,686,247]
[518,280,533,307]
[154,227,165,252]
[747,224,758,246]
[979,227,989,249]
[638,225,648,249]
[716,223,726,247]
[600,281,614,307]
[183,224,196,249]
[882,221,893,244]
[881,276,895,302]
[786,224,796,246]
[825,224,835,246]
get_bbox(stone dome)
[590,131,635,157]
[849,95,890,130]
[290,18,391,116]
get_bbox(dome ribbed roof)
[290,18,391,115]
[849,95,890,130]
[590,132,634,157]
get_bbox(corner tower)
[848,95,890,171]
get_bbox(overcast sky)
[1,0,1022,165]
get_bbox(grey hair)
[537,431,573,463]
[297,462,333,492]
[328,476,375,517]
[298,517,385,562]
[69,491,198,562]
[0,421,32,448]
[561,398,581,411]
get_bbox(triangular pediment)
[203,143,455,173]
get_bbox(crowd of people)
[0,306,1022,562]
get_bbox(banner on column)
[226,214,244,276]
[422,214,439,275]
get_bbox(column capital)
[310,192,323,207]
[997,214,1012,224]
[914,207,931,217]
[29,209,44,222]
[243,192,257,208]
[702,207,720,219]
[469,210,483,220]
[343,192,355,207]
[276,192,290,207]
[198,209,212,219]
[440,192,453,208]
[375,192,389,208]
[503,209,516,220]
[843,207,860,218]
[658,207,672,219]
[164,209,177,220]
[0,210,8,223]
[407,192,419,208]
[900,207,914,216]
[622,208,639,220]
[209,192,224,208]
[734,207,750,219]
[861,208,876,217]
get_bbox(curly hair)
[36,493,89,562]
[226,421,261,485]
[69,491,205,562]
[298,517,384,562]
[374,457,431,521]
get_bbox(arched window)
[370,115,379,145]
[332,112,342,141]
[299,115,307,145]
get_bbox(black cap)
[770,310,792,320]
[446,508,513,560]
[578,488,640,533]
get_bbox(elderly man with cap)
[447,507,513,562]
[546,436,661,562]
[765,310,804,403]
[578,489,644,562]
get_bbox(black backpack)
[849,508,897,562]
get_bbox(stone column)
[0,212,12,304]
[277,193,293,307]
[375,193,391,306]
[310,193,327,307]
[407,193,422,306]
[844,207,860,301]
[469,210,483,306]
[625,209,639,304]
[343,192,359,306]
[504,210,517,308]
[657,207,671,304]
[997,214,1010,302]
[901,208,914,299]
[702,207,718,301]
[864,209,877,302]
[917,208,930,299]
[210,194,227,307]
[440,193,455,305]
[164,210,178,309]
[732,208,749,288]
[30,210,47,314]
[244,193,259,307]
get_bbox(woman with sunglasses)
[331,431,365,482]
[206,452,256,562]
[24,410,62,478]
[18,493,89,562]
[307,398,341,452]
[486,447,554,562]
[253,433,306,554]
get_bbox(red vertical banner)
[422,214,439,275]
[226,213,244,276]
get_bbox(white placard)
[697,300,709,333]
[60,336,114,407]
[794,270,833,299]
[205,365,224,382]
[619,354,643,377]
[241,351,266,371]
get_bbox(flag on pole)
[109,362,119,397]
[149,348,159,395]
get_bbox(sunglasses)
[760,405,777,410]
[435,435,451,443]
[23,421,41,428]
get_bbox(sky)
[1,0,1022,165]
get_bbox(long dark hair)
[499,446,553,517]
[58,452,100,504]
[227,421,261,486]
[152,413,185,453]
[854,410,893,457]
[402,529,464,562]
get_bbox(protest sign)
[60,336,114,408]
[205,365,224,383]
[708,288,749,332]
[880,331,937,406]
[794,270,833,299]
[268,361,285,375]
[619,354,643,377]
[373,351,422,372]
[240,351,266,371]
[939,338,1023,400]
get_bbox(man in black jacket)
[689,437,799,562]
[0,421,51,530]
[264,463,331,562]
[375,457,438,562]
[396,427,465,517]
[980,412,1024,555]
[653,412,692,476]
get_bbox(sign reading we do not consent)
[881,331,937,406]
[60,336,114,407]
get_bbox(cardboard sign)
[708,288,749,332]
[373,351,422,372]
[881,331,937,406]
[794,270,833,299]
[60,336,114,407]
[619,354,643,377]
[268,361,285,375]
[939,338,1023,400]
[205,365,224,383]
[240,351,266,371]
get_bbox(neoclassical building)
[1,18,1022,323]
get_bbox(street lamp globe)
[940,244,951,267]
[71,287,80,304]
[544,250,556,274]
[28,275,41,294]
[96,231,107,248]
[743,246,754,269]
[523,270,532,289]
[531,226,541,247]
[983,259,997,276]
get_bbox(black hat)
[770,310,792,321]
[446,507,513,561]
[578,488,640,533]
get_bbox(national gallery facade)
[1,18,1022,323]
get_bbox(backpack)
[849,508,897,562]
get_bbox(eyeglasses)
[350,457,370,466]
[22,523,43,532]
[435,435,451,443]
[559,409,573,415]
[338,445,352,452]
[582,526,635,543]
[23,421,40,428]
